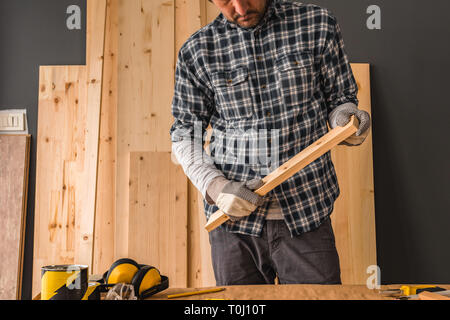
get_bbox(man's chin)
[236,18,260,28]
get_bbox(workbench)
[148,284,450,300]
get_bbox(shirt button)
[266,111,271,117]
[256,56,263,61]
[261,84,267,89]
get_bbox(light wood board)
[32,0,107,296]
[0,134,30,300]
[115,0,176,260]
[128,152,188,288]
[33,65,88,296]
[175,0,216,288]
[330,63,377,284]
[93,0,119,275]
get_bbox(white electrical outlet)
[0,112,25,131]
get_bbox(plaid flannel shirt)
[170,0,359,237]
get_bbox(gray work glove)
[206,176,264,221]
[329,102,371,146]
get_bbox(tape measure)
[100,258,169,299]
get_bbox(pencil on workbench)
[167,288,225,299]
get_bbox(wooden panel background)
[115,0,177,261]
[32,0,107,296]
[33,65,88,296]
[331,64,377,284]
[128,152,187,287]
[0,135,30,300]
[93,0,119,275]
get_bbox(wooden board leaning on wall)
[32,0,107,297]
[0,135,31,300]
[128,152,188,288]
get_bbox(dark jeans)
[209,218,341,285]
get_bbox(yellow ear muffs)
[131,265,169,299]
[104,258,140,285]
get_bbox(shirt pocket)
[211,66,254,121]
[275,51,315,109]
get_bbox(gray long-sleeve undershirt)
[172,139,283,220]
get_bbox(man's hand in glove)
[206,176,264,221]
[329,102,371,146]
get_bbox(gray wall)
[305,0,450,284]
[0,0,86,299]
[1,0,449,299]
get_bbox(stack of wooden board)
[32,0,190,295]
[0,134,31,299]
[32,0,377,298]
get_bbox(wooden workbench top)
[148,284,450,300]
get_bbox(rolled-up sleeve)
[319,13,359,116]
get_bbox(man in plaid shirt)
[171,0,370,285]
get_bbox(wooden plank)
[116,0,175,259]
[79,0,107,271]
[128,152,188,288]
[0,134,30,300]
[32,0,108,297]
[330,64,377,285]
[33,65,88,297]
[205,0,220,23]
[184,0,221,287]
[205,116,359,232]
[197,191,216,286]
[418,291,450,300]
[175,0,214,288]
[93,0,118,275]
[175,0,202,54]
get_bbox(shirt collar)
[217,0,286,30]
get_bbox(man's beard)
[233,11,261,26]
[232,2,268,29]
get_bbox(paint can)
[41,265,89,300]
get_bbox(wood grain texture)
[80,0,107,272]
[0,135,30,300]
[330,63,377,285]
[93,0,118,275]
[115,0,175,259]
[180,0,222,286]
[32,0,107,296]
[128,152,188,287]
[175,0,202,54]
[203,0,220,24]
[33,66,88,296]
[175,0,215,288]
[418,291,450,300]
